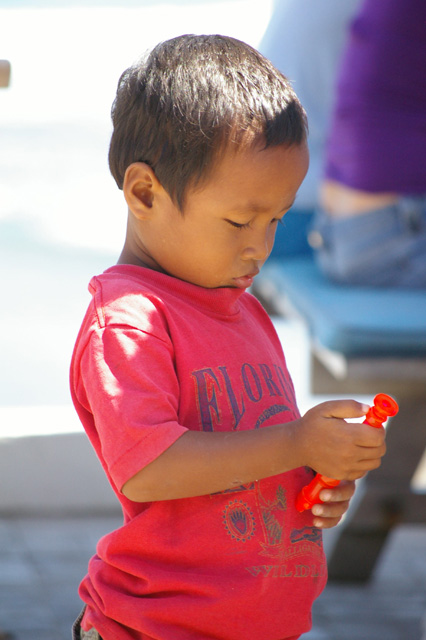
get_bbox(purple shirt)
[324,0,426,194]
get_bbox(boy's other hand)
[297,399,387,481]
[311,481,355,529]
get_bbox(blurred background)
[0,0,273,415]
[1,1,425,639]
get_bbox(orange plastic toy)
[295,393,399,513]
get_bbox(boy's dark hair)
[109,34,307,209]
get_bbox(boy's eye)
[226,217,284,230]
[226,219,251,230]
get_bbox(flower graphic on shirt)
[257,484,288,558]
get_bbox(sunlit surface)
[0,0,273,413]
[1,1,424,490]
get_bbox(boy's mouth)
[232,270,259,289]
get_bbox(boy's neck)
[117,237,162,273]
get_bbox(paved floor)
[0,514,425,640]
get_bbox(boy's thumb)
[320,399,370,420]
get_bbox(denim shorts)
[72,608,103,640]
[309,196,426,288]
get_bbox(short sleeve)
[78,323,188,492]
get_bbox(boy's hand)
[311,481,355,529]
[298,399,387,481]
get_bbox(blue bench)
[254,212,426,581]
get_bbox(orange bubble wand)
[296,394,399,512]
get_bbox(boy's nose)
[242,228,275,262]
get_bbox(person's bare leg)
[0,60,11,88]
[320,180,398,217]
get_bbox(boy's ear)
[123,162,159,219]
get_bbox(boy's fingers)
[313,481,356,526]
[352,432,386,455]
[320,480,356,503]
[312,500,350,519]
[319,399,370,419]
[357,428,387,449]
[313,515,344,529]
[313,499,352,528]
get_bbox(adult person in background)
[259,0,361,257]
[309,0,426,288]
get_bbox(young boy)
[70,35,386,640]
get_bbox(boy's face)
[128,141,309,289]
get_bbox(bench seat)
[254,255,426,582]
[256,256,426,357]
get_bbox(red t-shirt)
[70,265,327,640]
